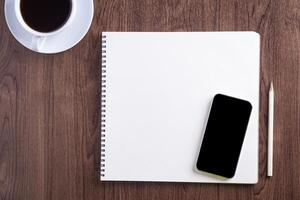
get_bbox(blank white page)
[101,32,260,184]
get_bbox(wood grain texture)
[0,0,299,199]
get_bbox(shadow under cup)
[20,0,72,33]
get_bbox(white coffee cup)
[14,0,77,51]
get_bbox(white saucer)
[4,0,94,54]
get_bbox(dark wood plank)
[0,0,299,199]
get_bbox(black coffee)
[20,0,72,33]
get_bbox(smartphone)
[196,94,252,178]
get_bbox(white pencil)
[268,82,274,177]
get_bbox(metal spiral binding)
[100,34,107,178]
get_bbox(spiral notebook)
[100,32,260,184]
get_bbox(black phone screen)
[196,94,252,178]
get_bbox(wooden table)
[1,0,299,199]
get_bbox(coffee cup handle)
[31,36,47,51]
